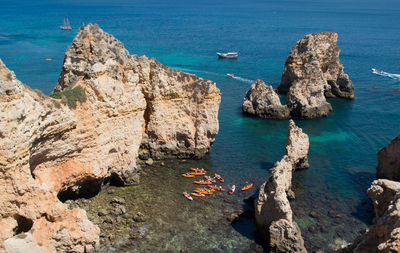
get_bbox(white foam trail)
[372,68,400,80]
[171,66,255,84]
[231,76,254,84]
[172,67,225,77]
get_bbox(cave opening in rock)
[13,215,33,235]
[57,177,103,202]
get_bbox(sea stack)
[0,24,221,252]
[349,134,400,252]
[243,32,354,119]
[255,120,309,252]
[242,79,290,119]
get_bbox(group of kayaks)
[182,168,253,201]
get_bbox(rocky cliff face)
[348,133,400,252]
[242,80,290,119]
[244,32,353,119]
[377,134,400,181]
[56,24,220,160]
[0,59,99,252]
[0,24,220,252]
[255,120,309,252]
[351,179,400,252]
[279,32,354,99]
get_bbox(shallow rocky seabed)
[68,159,370,252]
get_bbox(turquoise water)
[1,0,400,251]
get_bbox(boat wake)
[372,68,400,80]
[230,76,254,84]
[171,66,254,84]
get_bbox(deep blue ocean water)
[1,0,400,251]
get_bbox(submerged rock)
[242,80,290,119]
[0,24,220,251]
[377,134,400,181]
[254,121,308,252]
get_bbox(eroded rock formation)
[243,32,353,119]
[0,24,220,252]
[255,120,309,252]
[56,24,220,160]
[0,59,99,252]
[279,32,354,99]
[242,80,290,119]
[348,134,400,252]
[377,134,400,181]
[351,179,400,252]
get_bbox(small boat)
[60,17,73,30]
[190,168,206,173]
[214,173,225,183]
[183,192,193,201]
[241,183,253,191]
[194,180,212,185]
[229,185,236,195]
[372,68,384,75]
[189,171,206,176]
[191,192,205,197]
[182,173,195,178]
[208,185,225,191]
[217,52,239,59]
[226,73,235,78]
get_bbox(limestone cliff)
[377,134,400,181]
[0,24,220,252]
[56,24,221,160]
[0,59,99,252]
[243,32,353,119]
[255,120,309,252]
[351,179,400,252]
[348,134,400,252]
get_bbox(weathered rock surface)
[244,32,353,120]
[255,120,308,252]
[351,179,400,252]
[377,134,400,181]
[286,120,310,169]
[286,78,333,119]
[56,24,221,160]
[279,32,354,99]
[0,24,220,252]
[242,80,290,119]
[0,59,99,252]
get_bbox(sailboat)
[60,17,72,30]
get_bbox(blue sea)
[1,0,400,251]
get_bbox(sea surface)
[1,0,400,252]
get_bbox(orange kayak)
[194,181,212,185]
[190,168,206,173]
[182,173,195,178]
[189,172,206,176]
[191,192,205,197]
[214,173,225,183]
[208,185,225,191]
[241,184,253,191]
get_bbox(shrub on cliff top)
[49,86,87,109]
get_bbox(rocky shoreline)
[0,24,220,252]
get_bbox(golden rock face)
[0,24,220,252]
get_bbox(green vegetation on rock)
[49,86,87,109]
